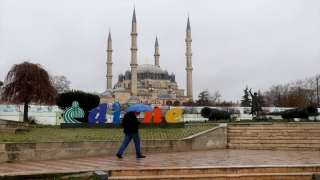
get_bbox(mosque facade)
[99,8,193,108]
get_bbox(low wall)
[0,112,62,125]
[0,124,227,162]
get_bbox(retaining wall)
[0,124,227,162]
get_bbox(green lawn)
[0,124,218,143]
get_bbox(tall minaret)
[106,29,113,90]
[130,7,138,96]
[185,15,193,101]
[154,35,160,67]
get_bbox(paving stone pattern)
[1,149,320,176]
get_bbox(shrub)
[56,90,100,123]
[28,116,38,124]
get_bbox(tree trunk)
[23,102,28,123]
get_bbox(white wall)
[1,106,319,125]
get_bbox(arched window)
[138,90,147,95]
[174,101,180,106]
[166,101,173,105]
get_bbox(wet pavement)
[1,149,320,176]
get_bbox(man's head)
[254,92,257,96]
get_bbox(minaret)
[106,29,113,90]
[130,7,138,96]
[185,15,193,101]
[154,35,160,67]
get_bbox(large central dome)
[137,64,165,73]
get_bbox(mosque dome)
[128,95,140,105]
[137,64,165,73]
[158,93,172,99]
[113,88,126,92]
[100,90,112,97]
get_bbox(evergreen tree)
[241,86,251,107]
[257,90,265,107]
[196,90,211,106]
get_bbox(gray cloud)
[1,0,319,103]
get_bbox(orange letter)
[143,108,162,123]
[165,108,182,123]
[143,112,153,123]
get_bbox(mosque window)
[166,101,173,105]
[138,90,147,95]
[154,82,161,88]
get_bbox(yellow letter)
[165,108,182,123]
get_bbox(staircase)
[227,123,320,151]
[107,166,320,180]
[0,119,29,133]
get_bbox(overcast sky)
[0,0,319,103]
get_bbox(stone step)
[108,172,313,180]
[0,119,25,125]
[108,166,320,176]
[227,143,320,148]
[227,146,320,151]
[228,126,320,130]
[0,128,29,133]
[228,132,320,137]
[228,139,320,144]
[228,136,320,140]
[228,129,320,133]
[0,124,28,129]
[228,126,320,129]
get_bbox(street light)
[317,77,319,108]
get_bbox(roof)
[128,96,140,101]
[137,64,165,73]
[132,8,137,23]
[113,88,126,92]
[187,17,191,29]
[100,91,112,97]
[158,93,172,99]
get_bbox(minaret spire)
[106,29,113,90]
[185,15,193,101]
[154,34,160,67]
[130,7,138,96]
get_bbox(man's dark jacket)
[122,112,141,133]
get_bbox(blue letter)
[88,104,107,123]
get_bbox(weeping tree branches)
[0,61,58,123]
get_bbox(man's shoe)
[136,155,146,158]
[116,154,123,158]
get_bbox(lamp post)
[317,77,319,108]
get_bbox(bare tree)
[50,75,71,94]
[211,90,222,103]
[0,61,58,123]
[196,88,221,106]
[263,74,319,107]
[0,81,3,100]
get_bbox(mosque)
[99,8,194,108]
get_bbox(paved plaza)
[1,149,320,177]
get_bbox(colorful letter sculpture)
[63,101,84,123]
[88,103,107,123]
[111,102,122,124]
[143,108,162,123]
[165,108,183,123]
[63,101,182,124]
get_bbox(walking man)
[116,111,146,158]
